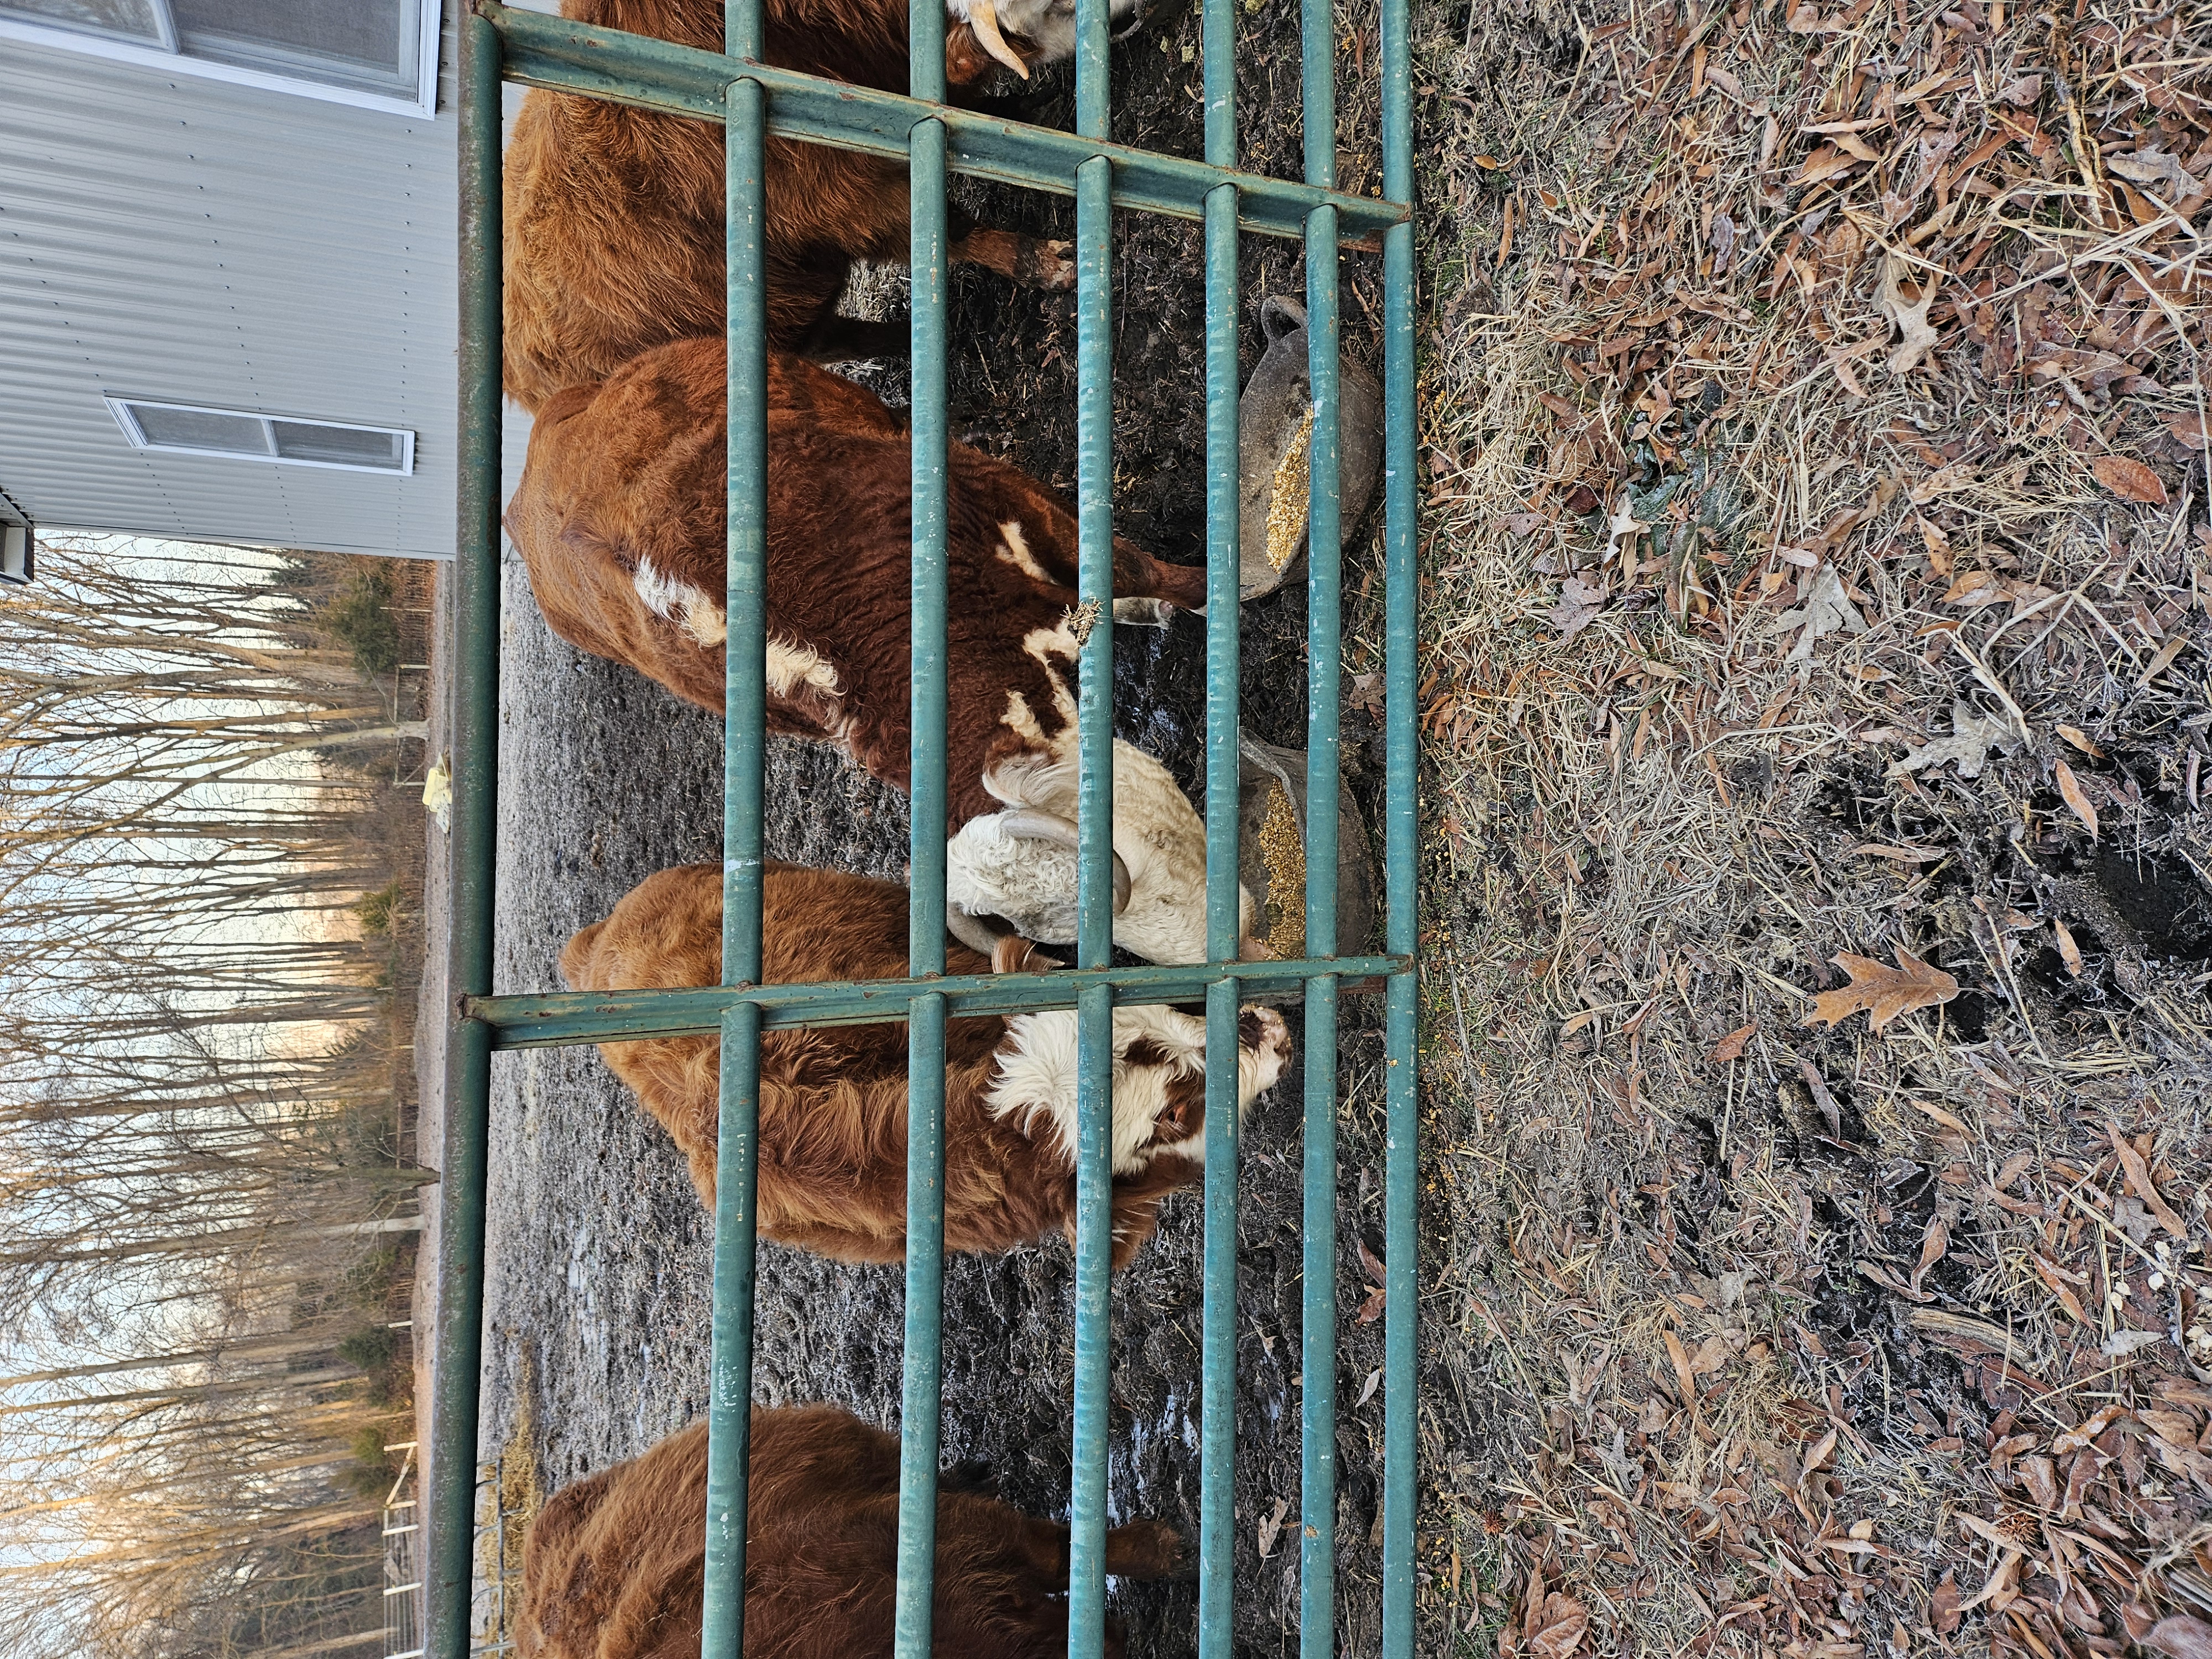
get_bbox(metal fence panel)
[429,1,1420,1653]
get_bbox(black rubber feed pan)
[1237,730,1376,966]
[1238,295,1384,601]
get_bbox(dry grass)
[1399,0,2212,1652]
[479,1346,544,1648]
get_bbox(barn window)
[107,397,415,475]
[0,0,439,114]
[0,497,32,586]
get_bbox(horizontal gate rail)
[465,955,1407,1045]
[476,1,1403,243]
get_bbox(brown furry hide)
[517,1407,1190,1659]
[505,340,1208,830]
[502,0,1070,410]
[558,862,1289,1270]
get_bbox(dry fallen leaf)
[1355,1366,1381,1406]
[1931,1571,1963,1634]
[2107,147,2206,196]
[1663,1329,1700,1407]
[1887,701,2017,781]
[1604,498,1646,561]
[1942,568,2004,607]
[1880,257,1940,373]
[2165,410,2210,452]
[1256,1496,1289,1558]
[1526,1593,1591,1659]
[2053,1402,2127,1453]
[1910,1213,1950,1293]
[1356,1239,1386,1285]
[2033,1255,2094,1326]
[1774,563,1869,664]
[2056,724,2103,757]
[2052,917,2083,978]
[2108,1123,2188,1237]
[2018,1454,2059,1510]
[1708,1021,1756,1063]
[2091,454,2169,505]
[1804,949,1961,1031]
[1550,574,1606,640]
[2053,756,2100,841]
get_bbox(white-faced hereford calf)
[559,862,1289,1269]
[507,338,1259,966]
[503,0,1134,410]
[517,1406,1189,1659]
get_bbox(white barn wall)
[0,4,550,559]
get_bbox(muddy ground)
[418,2,1411,1655]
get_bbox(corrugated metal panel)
[0,5,545,559]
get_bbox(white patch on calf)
[632,557,727,648]
[946,0,1138,66]
[764,638,841,700]
[947,737,1257,964]
[988,1001,1289,1172]
[993,519,1050,585]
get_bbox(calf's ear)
[1150,1072,1206,1143]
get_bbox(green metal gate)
[429,0,1418,1651]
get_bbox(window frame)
[0,0,442,117]
[106,395,418,477]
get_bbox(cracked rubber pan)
[1237,295,1384,602]
[1236,731,1376,977]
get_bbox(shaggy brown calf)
[518,1406,1189,1659]
[559,862,1289,1269]
[503,0,1121,409]
[508,340,1250,965]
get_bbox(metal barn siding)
[0,14,539,559]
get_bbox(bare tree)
[0,539,434,1659]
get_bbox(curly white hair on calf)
[945,737,1253,965]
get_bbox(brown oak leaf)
[1550,575,1606,640]
[1880,257,1940,373]
[1708,1021,1756,1063]
[1804,949,1960,1030]
[1931,1570,1963,1634]
[1526,1593,1590,1659]
[2091,455,2169,505]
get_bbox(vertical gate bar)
[1196,0,1240,1642]
[1068,971,1115,1658]
[894,984,946,1659]
[1378,0,1419,1644]
[1068,0,1114,1643]
[1297,0,1342,1646]
[427,9,501,1657]
[704,0,769,1639]
[701,1000,763,1659]
[895,0,951,1643]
